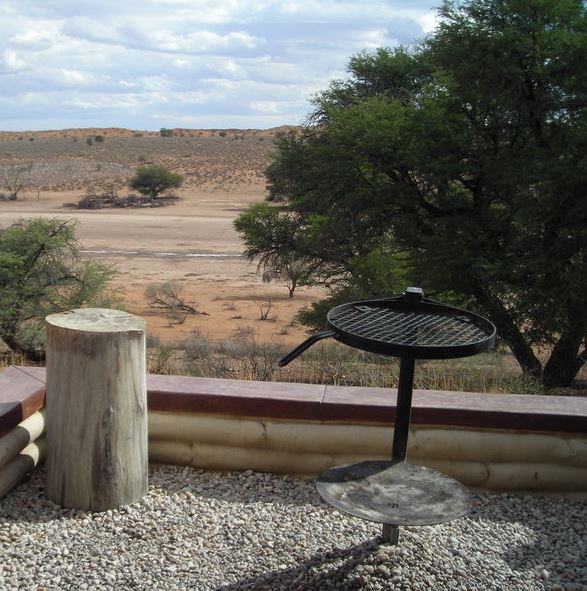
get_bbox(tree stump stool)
[45,308,148,510]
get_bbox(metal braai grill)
[279,287,496,545]
[329,302,492,356]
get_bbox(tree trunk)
[0,330,46,363]
[471,284,543,379]
[45,308,147,511]
[542,319,587,388]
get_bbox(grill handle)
[278,331,336,367]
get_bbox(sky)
[0,0,440,132]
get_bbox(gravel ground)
[0,465,585,591]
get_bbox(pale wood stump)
[45,308,148,510]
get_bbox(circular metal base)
[316,461,471,526]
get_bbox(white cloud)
[64,94,145,110]
[0,0,439,130]
[249,100,280,113]
[3,50,27,70]
[10,23,63,48]
[173,58,192,69]
[61,69,91,85]
[418,12,440,34]
[151,30,263,53]
[62,17,126,46]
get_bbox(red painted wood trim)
[321,386,587,432]
[147,374,325,420]
[3,366,586,434]
[0,367,45,437]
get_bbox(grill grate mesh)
[330,305,488,348]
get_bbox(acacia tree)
[1,162,32,200]
[128,165,184,201]
[234,202,322,298]
[0,219,119,360]
[238,0,587,387]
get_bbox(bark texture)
[45,308,147,510]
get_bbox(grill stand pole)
[381,356,415,545]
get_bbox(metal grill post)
[391,356,415,462]
[381,355,416,544]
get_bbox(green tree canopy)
[236,0,587,387]
[128,165,184,201]
[234,202,324,297]
[0,219,119,360]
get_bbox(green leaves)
[128,165,184,200]
[0,219,119,360]
[234,203,316,297]
[249,0,587,386]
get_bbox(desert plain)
[0,127,319,346]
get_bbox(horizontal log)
[148,412,586,467]
[149,438,587,492]
[149,439,367,477]
[480,461,587,491]
[0,439,45,498]
[410,427,587,467]
[0,410,45,469]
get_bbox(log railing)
[1,365,586,500]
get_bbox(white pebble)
[0,465,584,591]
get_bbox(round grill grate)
[330,305,489,348]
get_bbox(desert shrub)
[148,344,180,374]
[75,184,123,209]
[86,137,93,146]
[160,128,173,137]
[220,326,287,381]
[182,329,213,361]
[72,185,178,209]
[143,328,566,394]
[0,162,32,200]
[75,194,104,209]
[257,299,277,321]
[181,330,238,378]
[146,334,162,349]
[145,281,200,326]
[94,135,104,143]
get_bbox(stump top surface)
[46,308,144,333]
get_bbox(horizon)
[1,0,438,132]
[0,124,297,135]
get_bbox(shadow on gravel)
[213,538,382,591]
[213,494,586,591]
